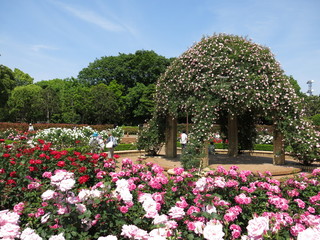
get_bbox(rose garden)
[1,34,320,239]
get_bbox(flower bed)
[0,138,320,239]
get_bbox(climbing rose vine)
[153,33,319,166]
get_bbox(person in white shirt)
[28,123,34,131]
[180,131,188,151]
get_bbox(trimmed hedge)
[114,143,138,151]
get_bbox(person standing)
[89,132,102,153]
[180,130,188,151]
[28,123,34,131]
[105,132,117,158]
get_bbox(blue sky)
[1,0,319,95]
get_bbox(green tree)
[88,83,120,124]
[0,65,16,120]
[7,84,43,122]
[304,95,320,118]
[78,50,173,91]
[124,83,155,125]
[13,68,34,86]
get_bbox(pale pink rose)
[48,232,65,240]
[0,210,20,225]
[165,220,178,229]
[203,220,225,240]
[20,227,43,240]
[57,205,68,215]
[214,176,226,188]
[195,177,207,191]
[90,189,102,198]
[76,204,87,213]
[168,206,185,219]
[119,189,133,202]
[193,221,205,234]
[121,224,148,239]
[142,197,158,218]
[58,179,76,192]
[41,213,51,224]
[247,216,269,239]
[203,204,217,214]
[297,227,320,240]
[97,236,118,240]
[41,190,56,201]
[78,189,91,201]
[0,223,20,239]
[153,214,168,225]
[149,228,168,238]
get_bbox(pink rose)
[168,206,185,219]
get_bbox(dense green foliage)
[78,50,173,91]
[0,50,173,125]
[136,114,166,155]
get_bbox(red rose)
[35,159,42,164]
[57,161,66,167]
[78,166,87,173]
[29,159,36,164]
[3,153,10,158]
[29,166,38,172]
[9,171,17,177]
[37,139,45,144]
[78,175,90,184]
[7,179,16,185]
[73,151,81,156]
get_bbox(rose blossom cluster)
[1,135,320,240]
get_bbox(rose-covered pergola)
[154,33,319,167]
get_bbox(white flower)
[48,232,65,240]
[41,190,56,201]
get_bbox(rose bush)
[0,138,320,239]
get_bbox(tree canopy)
[78,50,173,91]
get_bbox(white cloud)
[31,44,58,52]
[57,2,125,32]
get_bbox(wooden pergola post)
[202,140,209,167]
[165,115,177,158]
[228,114,238,157]
[273,128,285,165]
